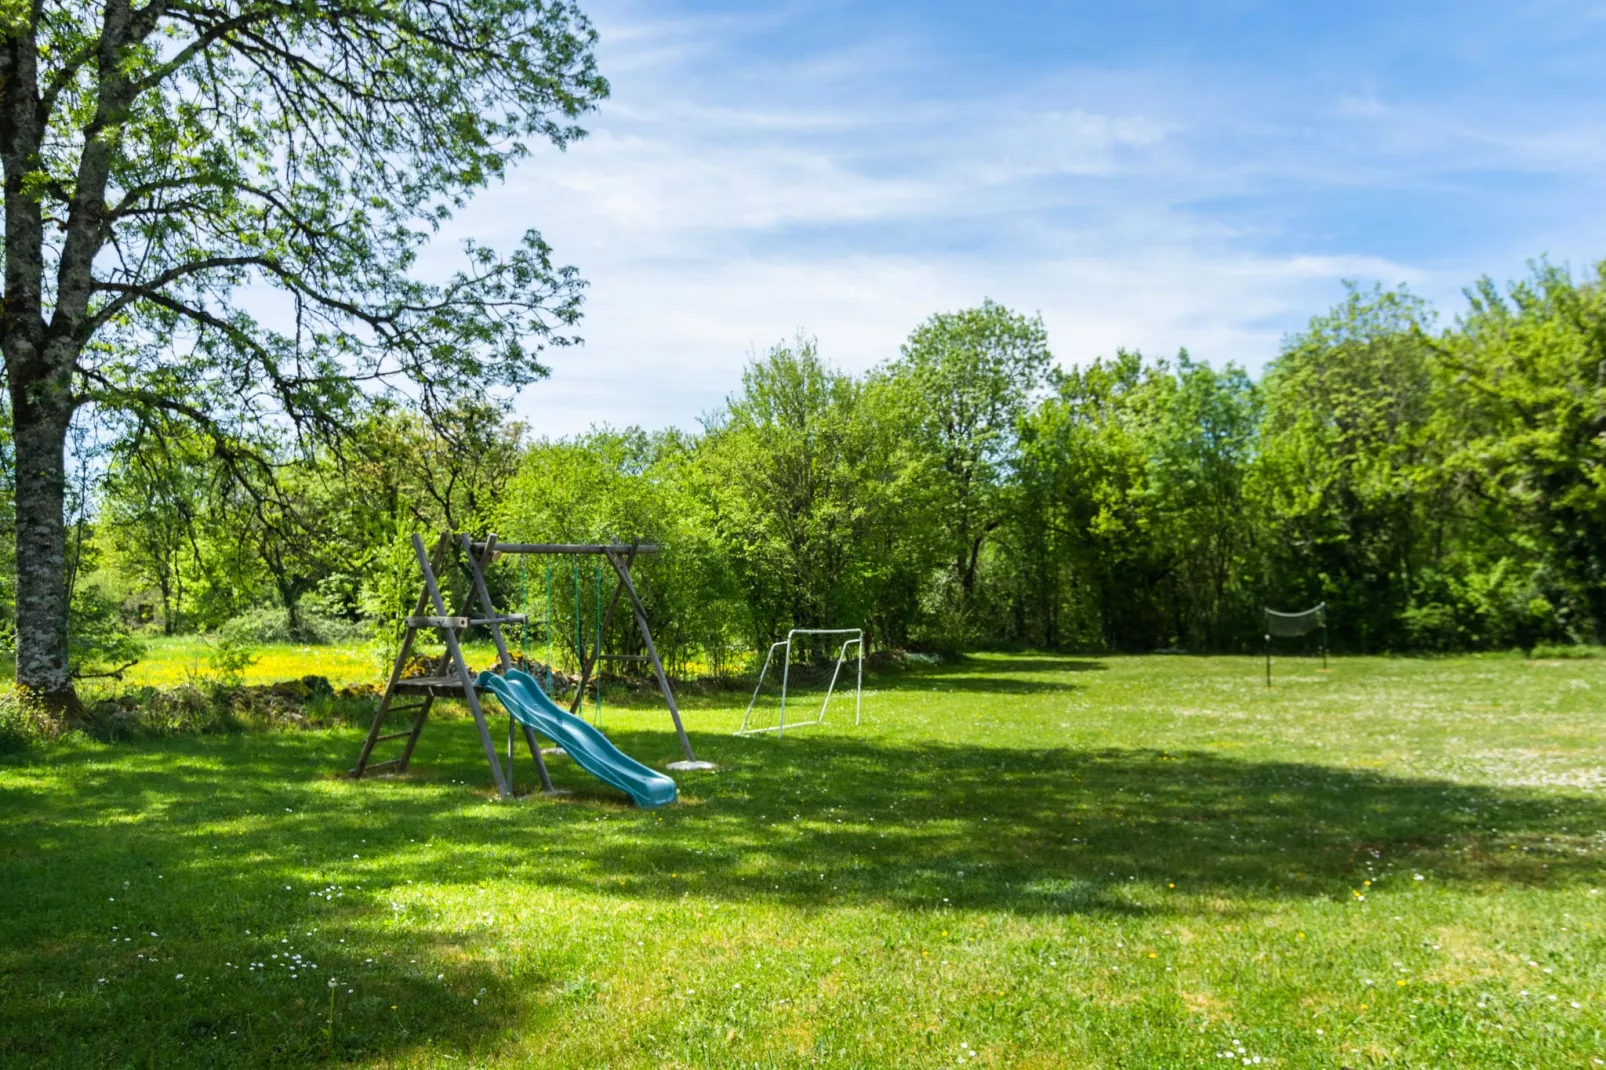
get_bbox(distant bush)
[80,679,378,742]
[85,686,237,740]
[1528,643,1606,659]
[218,604,369,646]
[206,632,260,687]
[70,585,145,680]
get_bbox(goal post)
[736,628,864,738]
[1264,602,1327,685]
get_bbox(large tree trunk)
[9,368,76,708]
[4,14,84,713]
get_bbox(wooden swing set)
[347,532,711,798]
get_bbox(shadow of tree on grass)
[2,716,1601,1066]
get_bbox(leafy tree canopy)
[1,0,607,701]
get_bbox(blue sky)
[442,1,1606,437]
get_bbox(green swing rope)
[594,561,603,725]
[518,556,528,665]
[544,564,553,694]
[511,555,606,714]
[572,560,581,717]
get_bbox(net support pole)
[738,640,787,734]
[856,635,864,725]
[778,640,791,739]
[1265,632,1271,689]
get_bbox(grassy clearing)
[2,651,1604,1067]
[79,635,476,692]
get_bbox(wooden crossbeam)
[405,615,470,629]
[471,542,660,555]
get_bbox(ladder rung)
[384,703,426,713]
[406,615,469,629]
[599,654,648,662]
[375,730,414,743]
[356,758,405,775]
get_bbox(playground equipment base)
[667,759,717,771]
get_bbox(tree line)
[10,0,1599,704]
[10,260,1603,678]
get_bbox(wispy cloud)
[433,1,1606,437]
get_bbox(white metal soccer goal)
[736,628,863,738]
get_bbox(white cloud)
[515,246,1424,438]
[422,2,1605,439]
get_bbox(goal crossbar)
[736,628,863,738]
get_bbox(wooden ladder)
[349,532,554,797]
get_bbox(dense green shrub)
[69,585,145,679]
[1529,643,1606,659]
[218,604,368,646]
[0,690,59,752]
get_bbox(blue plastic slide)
[477,669,677,808]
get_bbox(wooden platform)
[392,674,483,693]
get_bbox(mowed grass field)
[2,651,1604,1067]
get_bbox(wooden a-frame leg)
[353,625,420,777]
[505,711,555,794]
[411,533,511,798]
[397,694,434,772]
[461,532,557,796]
[602,549,710,770]
[352,532,450,779]
[523,723,555,793]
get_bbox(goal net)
[1265,603,1326,638]
[736,628,863,738]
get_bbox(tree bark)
[2,19,80,709]
[9,367,76,706]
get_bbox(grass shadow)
[919,655,1109,675]
[3,701,1603,1065]
[513,728,1606,915]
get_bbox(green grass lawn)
[3,651,1605,1067]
